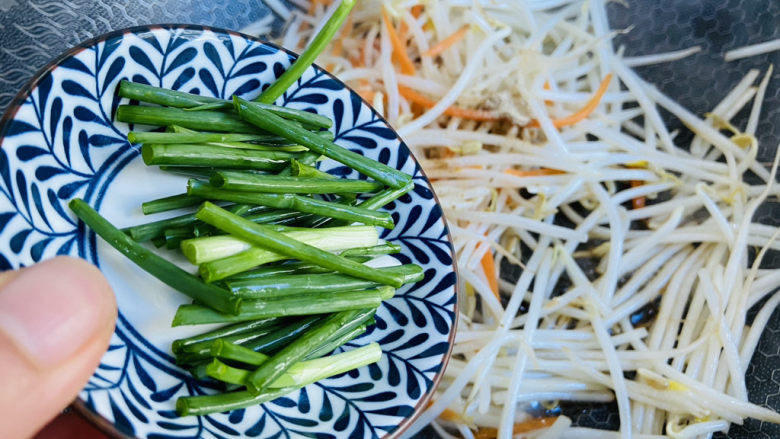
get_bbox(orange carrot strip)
[630,180,645,209]
[504,168,565,177]
[528,74,613,128]
[438,408,463,423]
[472,417,558,439]
[382,8,416,75]
[330,14,353,58]
[543,81,553,105]
[480,248,500,300]
[398,85,500,122]
[422,25,469,57]
[411,4,424,18]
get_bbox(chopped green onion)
[188,179,394,229]
[305,324,368,360]
[163,227,192,249]
[234,96,412,189]
[226,264,423,298]
[68,199,240,314]
[141,193,203,215]
[210,171,384,194]
[222,257,371,281]
[245,309,364,395]
[210,339,270,366]
[174,325,281,365]
[181,225,378,265]
[123,204,270,242]
[340,242,402,257]
[257,0,356,104]
[176,386,297,416]
[118,80,332,129]
[141,144,298,171]
[241,315,323,354]
[206,342,380,388]
[117,105,264,134]
[171,287,392,325]
[196,202,403,286]
[277,151,322,177]
[172,318,282,354]
[128,131,283,145]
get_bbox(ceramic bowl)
[0,24,457,439]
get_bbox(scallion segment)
[226,264,423,298]
[117,105,263,133]
[118,80,332,129]
[124,204,271,243]
[290,159,335,179]
[341,243,402,257]
[256,0,356,103]
[141,144,297,171]
[172,287,393,325]
[241,315,323,354]
[210,171,384,194]
[68,198,241,315]
[206,342,381,388]
[188,179,394,229]
[128,131,283,145]
[245,309,363,395]
[277,151,322,177]
[141,193,204,215]
[210,339,270,366]
[234,96,412,189]
[176,386,297,417]
[195,202,404,286]
[172,318,282,354]
[305,324,368,360]
[181,225,378,265]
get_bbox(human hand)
[0,257,117,438]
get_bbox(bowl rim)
[0,23,459,439]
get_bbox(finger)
[0,256,117,439]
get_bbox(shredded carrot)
[626,163,646,209]
[398,86,500,122]
[472,417,558,439]
[330,15,353,59]
[480,248,500,300]
[382,8,416,75]
[528,74,613,128]
[543,81,553,105]
[399,3,424,41]
[442,148,457,159]
[423,25,469,57]
[438,408,464,423]
[349,45,365,68]
[307,0,331,14]
[630,180,645,209]
[504,168,565,177]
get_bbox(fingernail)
[0,257,112,368]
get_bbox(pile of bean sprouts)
[245,1,780,438]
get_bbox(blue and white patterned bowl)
[0,25,457,438]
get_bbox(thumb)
[0,256,116,439]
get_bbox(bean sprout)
[254,1,780,437]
